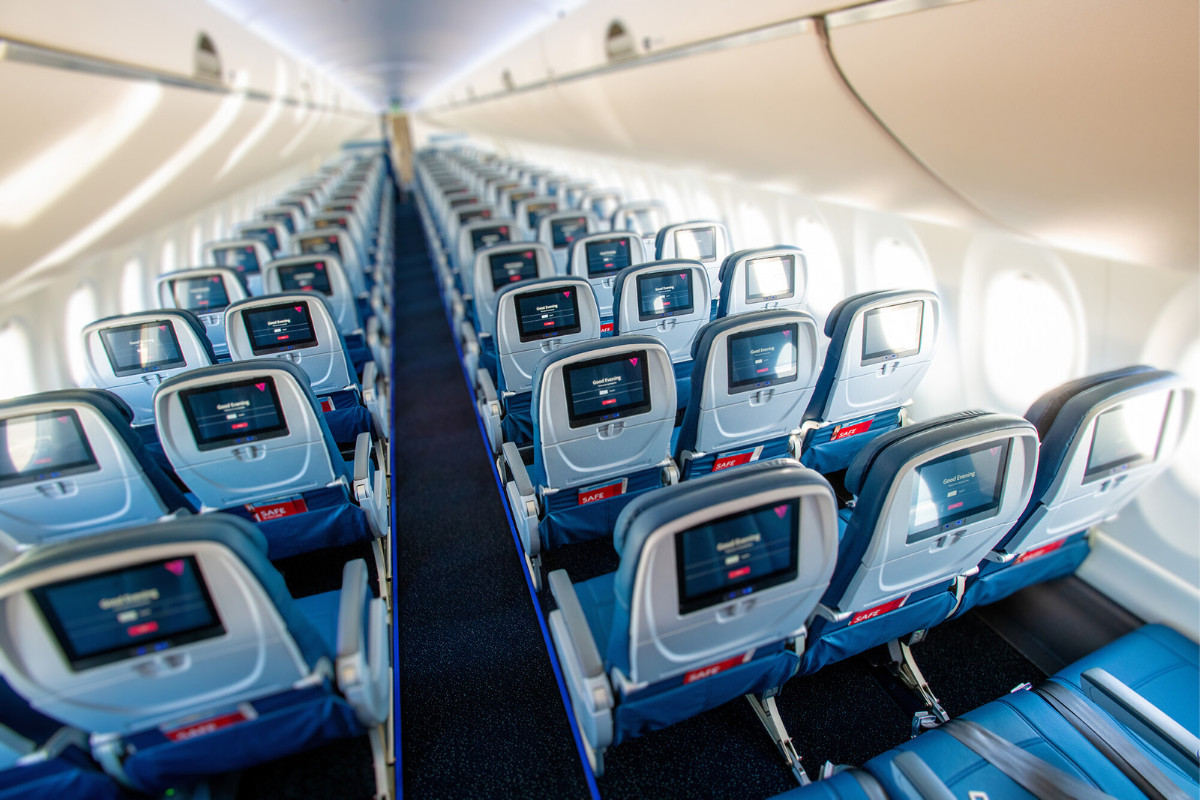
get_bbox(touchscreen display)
[242,301,319,355]
[908,441,1010,542]
[745,255,795,303]
[471,225,511,252]
[862,301,923,365]
[458,208,491,225]
[563,351,652,428]
[508,190,535,215]
[551,217,588,248]
[629,208,660,236]
[449,197,478,208]
[674,227,716,261]
[526,202,557,230]
[239,226,280,255]
[298,234,343,261]
[675,499,799,615]
[262,211,295,234]
[179,376,289,450]
[212,245,260,275]
[0,410,98,488]
[1084,392,1170,483]
[727,323,799,393]
[172,275,229,313]
[637,269,694,321]
[515,287,582,343]
[100,322,187,377]
[32,556,225,671]
[585,237,631,278]
[277,262,333,296]
[489,250,540,290]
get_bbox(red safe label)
[683,651,753,684]
[162,705,256,742]
[831,419,873,441]
[849,595,908,625]
[711,445,765,473]
[319,397,336,413]
[245,497,308,522]
[1016,538,1066,564]
[600,323,614,334]
[578,480,626,505]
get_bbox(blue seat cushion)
[293,590,342,656]
[574,572,617,667]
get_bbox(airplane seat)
[481,277,601,453]
[717,246,810,318]
[204,239,272,296]
[223,293,385,448]
[310,212,369,271]
[503,336,677,589]
[798,411,1040,719]
[233,220,289,259]
[563,181,593,209]
[547,459,838,780]
[955,366,1194,616]
[579,189,624,231]
[611,201,668,256]
[466,242,555,384]
[258,206,302,237]
[799,289,941,476]
[676,310,821,479]
[455,218,516,294]
[536,210,599,275]
[152,361,389,574]
[654,221,733,316]
[514,196,559,242]
[156,268,251,359]
[0,515,390,798]
[292,227,369,297]
[445,203,497,257]
[566,232,649,333]
[612,260,713,412]
[0,390,194,560]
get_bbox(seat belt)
[939,719,1116,800]
[1035,682,1189,800]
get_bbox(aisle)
[389,197,592,798]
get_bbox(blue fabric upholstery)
[958,532,1090,614]
[343,332,372,376]
[222,485,373,561]
[538,467,663,551]
[799,409,903,475]
[766,770,882,800]
[0,680,60,745]
[89,309,218,365]
[672,359,692,412]
[714,247,757,318]
[500,390,534,448]
[293,590,342,656]
[681,436,791,480]
[0,748,128,800]
[0,389,194,515]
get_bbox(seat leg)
[367,723,392,800]
[746,692,810,785]
[887,637,949,723]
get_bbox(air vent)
[605,20,636,62]
[194,32,222,82]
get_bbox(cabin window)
[190,223,204,264]
[64,285,99,386]
[120,257,145,313]
[0,321,36,400]
[982,270,1078,409]
[794,217,842,317]
[160,239,178,274]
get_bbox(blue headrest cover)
[0,514,331,667]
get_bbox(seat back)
[580,189,624,229]
[82,311,216,425]
[804,289,941,426]
[612,201,669,253]
[830,411,1039,614]
[678,310,821,459]
[224,294,357,397]
[291,228,366,295]
[488,179,521,207]
[153,361,346,509]
[563,182,593,208]
[156,268,250,357]
[273,197,310,227]
[566,232,649,320]
[717,246,809,317]
[258,205,302,236]
[999,366,1194,557]
[233,220,288,258]
[612,260,712,362]
[500,186,537,221]
[0,515,329,735]
[309,212,368,264]
[536,211,599,274]
[531,336,675,489]
[262,255,361,338]
[446,203,496,251]
[204,239,271,295]
[514,196,560,241]
[654,221,733,301]
[472,243,556,340]
[495,278,602,394]
[0,391,188,554]
[609,459,838,684]
[456,218,515,281]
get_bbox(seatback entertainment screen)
[563,351,652,428]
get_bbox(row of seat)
[414,147,1195,789]
[0,146,399,799]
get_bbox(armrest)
[336,559,390,727]
[352,431,375,509]
[1081,668,1200,774]
[503,441,533,498]
[361,361,378,403]
[548,570,604,679]
[477,369,498,406]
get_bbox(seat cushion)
[293,590,342,656]
[574,571,617,668]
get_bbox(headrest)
[1024,364,1157,440]
[611,259,709,332]
[0,389,134,427]
[715,246,808,317]
[844,410,994,497]
[86,309,218,367]
[530,334,668,414]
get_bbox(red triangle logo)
[774,505,788,519]
[255,383,266,391]
[563,291,570,298]
[164,559,186,576]
[629,358,638,366]
[294,306,303,314]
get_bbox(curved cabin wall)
[415,0,1198,632]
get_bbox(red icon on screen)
[164,559,186,576]
[255,383,266,391]
[728,566,751,580]
[127,621,159,637]
[563,291,570,298]
[774,505,788,519]
[629,358,638,366]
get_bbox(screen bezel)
[744,254,796,303]
[212,245,260,276]
[636,268,695,321]
[907,440,1011,544]
[0,409,100,488]
[277,263,334,297]
[241,300,320,356]
[584,237,632,279]
[1082,396,1169,484]
[563,350,653,429]
[726,323,801,394]
[298,234,343,259]
[861,300,925,366]
[100,321,188,377]
[674,498,800,616]
[30,555,226,672]
[550,216,589,248]
[489,250,540,291]
[470,225,511,252]
[514,286,583,343]
[673,226,717,262]
[170,276,231,314]
[178,376,290,451]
